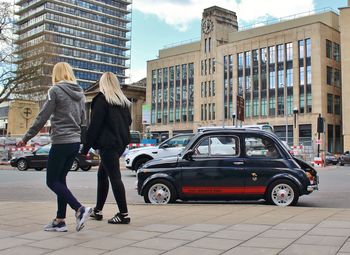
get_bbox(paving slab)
[221,246,280,255]
[240,237,295,249]
[295,235,347,246]
[279,244,339,255]
[185,237,241,250]
[162,246,222,255]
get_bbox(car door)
[156,134,193,158]
[30,145,50,168]
[179,134,246,200]
[243,135,289,197]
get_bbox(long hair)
[99,72,131,107]
[52,62,77,85]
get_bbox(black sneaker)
[108,213,130,224]
[75,206,92,231]
[90,208,103,221]
[44,219,68,232]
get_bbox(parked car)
[339,151,350,166]
[137,128,319,206]
[125,134,194,171]
[325,152,338,165]
[10,144,100,171]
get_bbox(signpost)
[236,95,245,123]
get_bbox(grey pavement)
[1,202,350,254]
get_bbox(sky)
[128,0,347,83]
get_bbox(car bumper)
[10,160,17,167]
[307,184,318,192]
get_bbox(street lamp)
[293,107,298,128]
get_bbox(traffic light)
[317,115,324,133]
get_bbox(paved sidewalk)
[1,202,350,254]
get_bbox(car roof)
[199,128,270,135]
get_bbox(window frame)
[192,135,241,158]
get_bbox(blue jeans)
[46,143,82,219]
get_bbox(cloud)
[133,0,315,31]
[127,68,147,84]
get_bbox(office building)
[147,5,349,153]
[15,0,131,98]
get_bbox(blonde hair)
[99,72,131,107]
[52,62,77,85]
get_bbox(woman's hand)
[16,140,27,147]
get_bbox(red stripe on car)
[182,186,266,195]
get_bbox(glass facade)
[151,63,194,125]
[16,0,131,93]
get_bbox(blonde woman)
[82,72,132,224]
[17,62,92,232]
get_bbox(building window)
[269,46,275,64]
[212,58,216,73]
[299,124,312,146]
[212,80,215,96]
[299,67,304,86]
[201,82,204,98]
[306,39,311,58]
[245,99,251,117]
[261,98,267,116]
[335,125,342,153]
[333,42,340,61]
[261,48,267,64]
[306,92,312,113]
[201,60,204,76]
[204,38,207,53]
[335,95,341,115]
[208,37,211,52]
[299,94,305,114]
[327,94,333,114]
[286,43,293,61]
[212,103,215,120]
[326,40,332,59]
[238,53,243,69]
[277,96,284,115]
[269,97,276,116]
[278,69,284,88]
[306,66,311,85]
[286,68,293,87]
[298,40,304,59]
[201,104,204,121]
[269,68,276,89]
[253,99,258,117]
[327,66,333,85]
[245,51,251,68]
[334,69,341,87]
[277,44,284,63]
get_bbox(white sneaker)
[75,206,92,232]
[44,219,68,232]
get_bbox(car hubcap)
[18,161,25,169]
[148,184,171,204]
[272,184,294,206]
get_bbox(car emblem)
[251,173,258,182]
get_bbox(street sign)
[236,95,245,121]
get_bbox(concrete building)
[147,5,348,153]
[15,0,132,98]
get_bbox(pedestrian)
[81,72,132,224]
[16,62,92,232]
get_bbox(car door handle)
[233,161,244,165]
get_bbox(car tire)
[144,179,177,204]
[266,179,299,206]
[134,157,151,171]
[80,166,91,171]
[17,159,28,171]
[70,159,79,171]
[34,168,43,171]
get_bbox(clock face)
[202,19,213,34]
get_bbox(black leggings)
[95,149,128,214]
[46,143,82,219]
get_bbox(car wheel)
[134,157,151,171]
[70,159,79,171]
[35,168,43,171]
[144,179,177,204]
[80,166,91,171]
[17,159,28,171]
[266,179,299,206]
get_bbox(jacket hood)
[56,82,84,101]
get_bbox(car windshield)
[35,144,51,155]
[160,134,194,148]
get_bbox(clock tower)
[201,6,238,47]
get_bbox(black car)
[10,144,100,171]
[325,152,338,165]
[137,128,319,206]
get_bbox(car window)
[35,145,51,155]
[194,136,239,156]
[245,136,281,159]
[164,135,192,148]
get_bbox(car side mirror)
[183,149,194,160]
[160,144,170,149]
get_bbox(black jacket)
[82,92,132,155]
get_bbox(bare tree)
[0,1,41,103]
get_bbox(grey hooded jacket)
[23,82,86,144]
